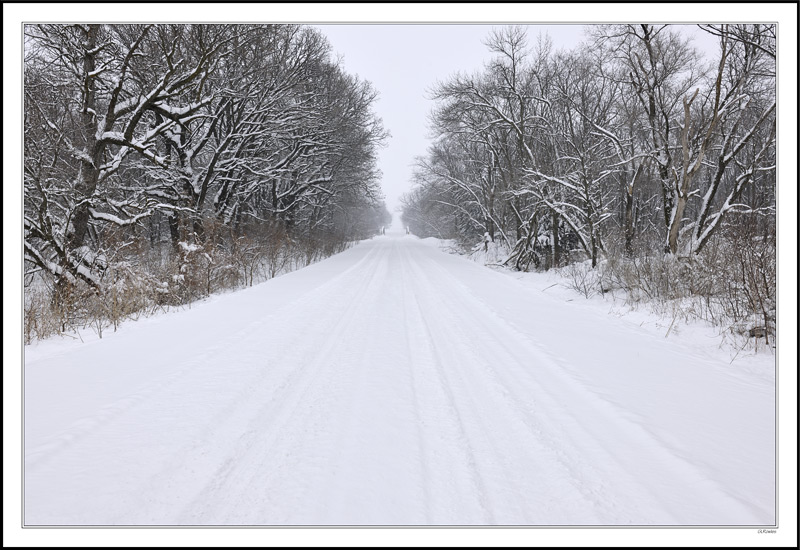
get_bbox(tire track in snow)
[411,243,765,524]
[28,242,387,525]
[25,300,290,474]
[25,241,383,477]
[310,239,435,525]
[171,242,399,524]
[397,242,494,524]
[24,237,773,526]
[413,248,657,520]
[303,241,410,524]
[395,239,433,524]
[402,243,605,524]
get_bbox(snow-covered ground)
[24,230,776,527]
[462,240,776,384]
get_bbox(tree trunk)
[168,214,181,249]
[66,24,101,253]
[667,194,687,255]
[551,210,560,268]
[624,186,634,256]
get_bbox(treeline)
[24,24,391,341]
[402,25,776,343]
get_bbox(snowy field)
[24,230,776,527]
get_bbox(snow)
[98,131,126,144]
[24,233,775,526]
[178,241,201,253]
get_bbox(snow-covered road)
[24,235,775,526]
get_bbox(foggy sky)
[315,24,720,217]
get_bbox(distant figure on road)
[483,231,492,252]
[406,226,410,235]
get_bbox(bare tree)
[24,24,219,288]
[24,24,389,338]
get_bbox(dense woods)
[24,24,390,341]
[22,23,778,346]
[402,25,776,343]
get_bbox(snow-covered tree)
[24,24,389,337]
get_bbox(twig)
[729,334,750,364]
[665,312,678,338]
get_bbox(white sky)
[316,24,587,215]
[316,24,721,216]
